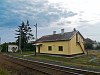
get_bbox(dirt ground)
[0,54,46,75]
[0,54,26,75]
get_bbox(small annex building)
[8,45,18,52]
[36,29,86,56]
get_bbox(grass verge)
[5,50,100,72]
[0,68,10,75]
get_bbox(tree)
[15,20,34,51]
[1,42,8,52]
[84,38,93,49]
[96,42,100,50]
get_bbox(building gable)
[36,29,86,56]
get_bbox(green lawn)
[6,50,100,71]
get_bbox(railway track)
[0,54,50,75]
[2,54,100,75]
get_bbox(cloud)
[0,0,100,43]
[0,27,16,43]
[0,0,77,28]
[0,0,77,43]
[76,22,100,41]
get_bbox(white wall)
[8,45,18,52]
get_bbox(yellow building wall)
[36,33,85,55]
[70,34,84,55]
[36,41,70,55]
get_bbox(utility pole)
[19,29,22,54]
[36,23,37,41]
[34,23,37,56]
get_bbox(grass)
[5,50,100,71]
[0,68,10,75]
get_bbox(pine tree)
[15,20,34,50]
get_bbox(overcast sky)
[0,0,100,43]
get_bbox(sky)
[0,0,100,43]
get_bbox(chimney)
[61,29,64,34]
[53,31,56,34]
[73,28,76,31]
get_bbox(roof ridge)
[37,31,78,42]
[42,31,74,37]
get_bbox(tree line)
[84,38,100,50]
[0,20,35,52]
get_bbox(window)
[58,46,63,51]
[48,46,52,51]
